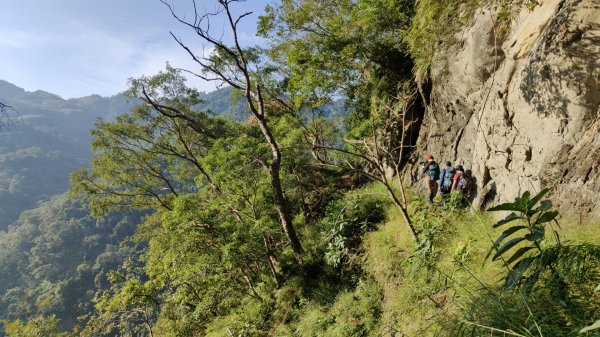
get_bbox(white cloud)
[0,31,36,48]
[0,0,269,98]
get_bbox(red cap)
[425,153,434,160]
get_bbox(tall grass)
[203,182,599,336]
[334,183,599,336]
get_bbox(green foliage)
[406,0,480,79]
[260,0,416,115]
[0,195,140,333]
[294,279,382,337]
[70,66,234,215]
[80,267,160,337]
[355,185,600,336]
[67,63,351,336]
[486,189,562,292]
[321,194,387,268]
[2,315,70,337]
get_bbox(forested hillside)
[0,196,141,331]
[0,81,252,228]
[1,0,599,336]
[0,81,133,227]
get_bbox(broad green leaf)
[528,199,553,217]
[493,237,526,261]
[534,211,559,225]
[520,191,531,209]
[493,225,528,247]
[488,202,521,212]
[524,228,544,242]
[504,246,535,265]
[493,213,524,228]
[538,199,552,211]
[527,188,549,209]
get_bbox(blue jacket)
[439,166,454,190]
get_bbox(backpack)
[442,167,455,190]
[456,171,471,191]
[428,162,440,181]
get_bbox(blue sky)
[0,0,270,98]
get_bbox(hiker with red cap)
[422,153,440,203]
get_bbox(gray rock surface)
[413,0,600,219]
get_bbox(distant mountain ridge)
[0,80,137,227]
[0,80,218,227]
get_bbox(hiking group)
[422,153,472,205]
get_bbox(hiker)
[422,153,440,203]
[450,164,464,193]
[438,161,455,202]
[460,169,473,199]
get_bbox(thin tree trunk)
[143,307,154,337]
[381,165,417,241]
[263,234,282,287]
[255,115,304,255]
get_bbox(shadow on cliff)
[521,0,600,122]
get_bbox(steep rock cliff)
[413,0,600,219]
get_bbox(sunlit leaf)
[493,225,528,247]
[527,188,549,209]
[525,229,544,242]
[538,199,552,212]
[534,211,558,225]
[493,213,524,228]
[505,246,535,266]
[493,237,526,261]
[520,191,531,209]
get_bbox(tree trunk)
[383,181,418,241]
[263,234,282,287]
[255,115,304,255]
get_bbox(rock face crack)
[453,126,465,161]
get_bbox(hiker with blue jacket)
[422,153,440,203]
[438,161,455,199]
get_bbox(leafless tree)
[160,0,304,255]
[311,93,419,241]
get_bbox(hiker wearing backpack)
[438,161,456,205]
[438,161,455,200]
[451,164,464,193]
[422,154,440,203]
